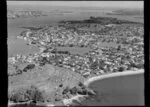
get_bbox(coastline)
[8,4,144,107]
[62,69,144,106]
[84,69,144,87]
[8,69,144,106]
[8,101,32,107]
[62,94,88,106]
[8,101,55,107]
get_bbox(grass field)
[8,64,85,103]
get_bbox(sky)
[7,1,143,9]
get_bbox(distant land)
[106,8,143,16]
[7,1,144,106]
[59,16,142,25]
[7,10,48,20]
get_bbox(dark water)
[7,5,143,57]
[78,72,144,106]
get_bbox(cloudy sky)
[7,1,143,9]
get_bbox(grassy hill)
[8,64,85,103]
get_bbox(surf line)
[84,69,144,87]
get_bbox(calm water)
[7,6,143,57]
[78,72,144,106]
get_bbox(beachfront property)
[8,1,144,106]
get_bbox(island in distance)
[7,10,48,20]
[8,1,144,107]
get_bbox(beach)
[65,69,144,106]
[84,69,144,86]
[7,2,144,106]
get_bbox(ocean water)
[8,5,144,106]
[7,6,143,57]
[77,72,144,106]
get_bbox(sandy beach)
[63,69,144,106]
[7,1,144,106]
[84,69,144,86]
[83,69,144,106]
[8,101,55,107]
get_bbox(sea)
[7,5,143,57]
[8,5,144,107]
[77,71,144,106]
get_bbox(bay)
[7,6,143,57]
[79,70,144,106]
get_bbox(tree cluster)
[9,85,45,103]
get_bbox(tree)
[62,86,70,95]
[26,64,35,70]
[117,45,121,51]
[78,82,86,89]
[98,61,105,70]
[55,92,63,101]
[69,44,74,47]
[70,87,77,95]
[23,64,35,72]
[118,66,124,72]
[9,86,45,103]
[90,16,95,20]
[134,63,144,69]
[32,89,45,102]
[16,69,23,75]
[90,60,99,71]
[10,88,29,102]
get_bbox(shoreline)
[84,69,144,87]
[63,94,88,106]
[63,69,144,106]
[8,101,32,107]
[8,69,144,106]
[8,101,55,107]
